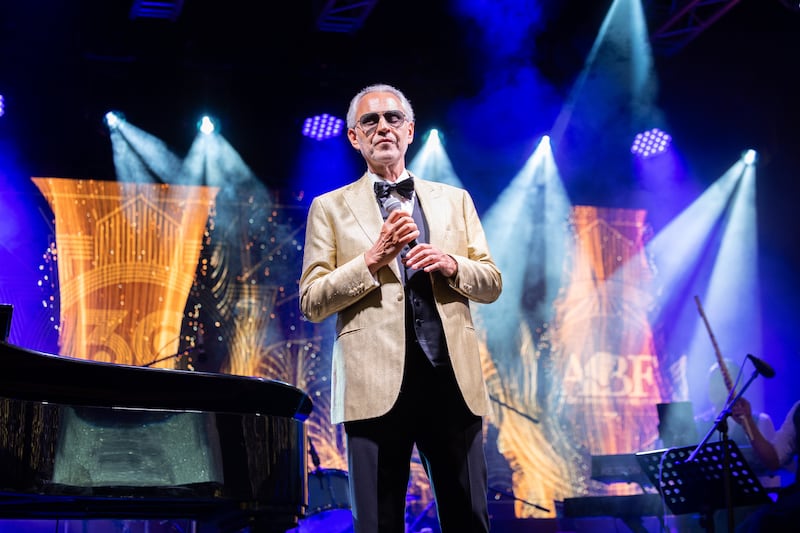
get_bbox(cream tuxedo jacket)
[299,173,502,424]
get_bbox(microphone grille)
[383,196,402,212]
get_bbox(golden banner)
[33,178,217,367]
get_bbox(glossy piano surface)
[0,341,314,533]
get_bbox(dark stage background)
[1,0,799,530]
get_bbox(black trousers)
[344,344,489,533]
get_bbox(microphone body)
[747,353,776,378]
[382,196,418,248]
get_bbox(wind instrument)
[693,295,756,440]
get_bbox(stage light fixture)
[198,116,216,135]
[0,94,5,117]
[423,128,442,144]
[302,114,344,141]
[742,149,758,166]
[104,111,125,130]
[631,128,672,158]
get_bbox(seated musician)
[703,359,776,444]
[696,359,779,487]
[733,398,800,533]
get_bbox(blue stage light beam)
[641,154,760,413]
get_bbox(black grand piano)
[0,340,313,533]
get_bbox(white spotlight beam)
[408,130,463,188]
[551,0,655,145]
[644,160,746,302]
[112,121,183,184]
[181,131,268,205]
[638,156,761,412]
[685,162,760,410]
[478,137,571,358]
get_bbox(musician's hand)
[731,397,780,469]
[404,244,458,278]
[731,397,753,423]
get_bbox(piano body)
[0,340,313,533]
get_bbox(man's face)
[347,91,414,170]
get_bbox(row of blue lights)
[302,114,345,141]
[631,127,671,158]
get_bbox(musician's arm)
[732,398,781,471]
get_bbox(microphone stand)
[686,368,760,533]
[488,486,550,513]
[142,345,205,367]
[308,439,322,473]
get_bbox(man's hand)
[731,397,753,424]
[730,396,781,469]
[404,244,458,278]
[365,210,419,274]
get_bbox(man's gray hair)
[346,83,415,129]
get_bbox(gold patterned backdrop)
[33,178,217,367]
[477,205,673,518]
[552,206,665,455]
[37,179,677,519]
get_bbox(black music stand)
[635,440,770,531]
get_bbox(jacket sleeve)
[299,195,379,323]
[447,190,502,304]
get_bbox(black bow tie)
[374,178,415,200]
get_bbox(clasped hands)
[365,209,457,278]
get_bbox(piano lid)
[0,340,313,420]
[0,340,312,531]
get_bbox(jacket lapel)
[342,174,402,282]
[413,175,445,249]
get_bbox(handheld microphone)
[747,353,776,379]
[383,196,418,248]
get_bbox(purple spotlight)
[302,114,344,141]
[631,128,672,158]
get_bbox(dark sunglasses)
[356,110,407,134]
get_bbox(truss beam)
[316,0,379,33]
[650,0,742,56]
